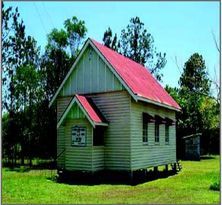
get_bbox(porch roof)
[57,95,108,128]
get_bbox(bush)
[210,180,220,191]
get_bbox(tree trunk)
[21,154,24,165]
[29,157,32,167]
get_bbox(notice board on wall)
[71,126,86,146]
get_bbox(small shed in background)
[182,133,201,160]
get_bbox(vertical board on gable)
[60,46,124,96]
[66,103,86,120]
[130,100,177,170]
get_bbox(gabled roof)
[57,94,108,128]
[91,39,181,111]
[50,38,181,111]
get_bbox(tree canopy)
[166,53,219,155]
[102,17,166,81]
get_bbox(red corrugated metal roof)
[91,39,181,110]
[76,94,104,123]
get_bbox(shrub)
[210,180,220,191]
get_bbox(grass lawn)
[2,156,220,204]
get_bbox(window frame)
[165,124,169,144]
[142,120,148,145]
[155,120,160,144]
[71,126,87,147]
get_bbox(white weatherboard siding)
[57,126,65,168]
[57,92,177,171]
[92,146,104,171]
[57,91,131,171]
[61,45,124,96]
[57,98,105,171]
[57,97,72,121]
[130,100,176,170]
[64,119,93,171]
[89,91,131,171]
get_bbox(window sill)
[154,142,160,145]
[93,145,104,147]
[71,144,86,147]
[143,143,149,146]
[165,142,170,145]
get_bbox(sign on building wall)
[71,126,86,146]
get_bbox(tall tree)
[178,53,211,133]
[42,16,87,101]
[179,53,210,96]
[41,29,71,100]
[64,16,87,57]
[2,4,40,166]
[166,53,219,156]
[174,53,220,155]
[13,64,43,165]
[102,17,166,81]
[103,27,119,51]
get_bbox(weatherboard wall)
[60,45,124,97]
[57,98,105,171]
[57,126,65,168]
[89,91,131,171]
[57,97,72,121]
[130,100,177,170]
[64,118,93,171]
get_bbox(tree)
[41,30,71,100]
[103,27,119,51]
[179,53,210,96]
[42,16,87,100]
[178,53,211,133]
[2,4,40,111]
[2,4,40,166]
[180,54,207,132]
[172,53,219,156]
[13,64,43,165]
[64,16,87,57]
[165,85,180,104]
[102,17,166,81]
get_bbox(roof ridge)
[90,38,181,110]
[90,38,152,73]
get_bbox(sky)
[5,1,220,95]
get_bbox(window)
[142,112,155,145]
[165,125,169,144]
[71,126,86,146]
[143,120,148,144]
[93,126,105,146]
[155,121,159,143]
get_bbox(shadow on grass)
[200,155,216,160]
[4,161,56,173]
[51,170,179,186]
[4,166,31,173]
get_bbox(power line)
[41,2,55,28]
[33,2,48,35]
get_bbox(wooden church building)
[49,38,181,178]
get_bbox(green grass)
[2,156,220,204]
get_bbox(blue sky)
[5,1,220,95]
